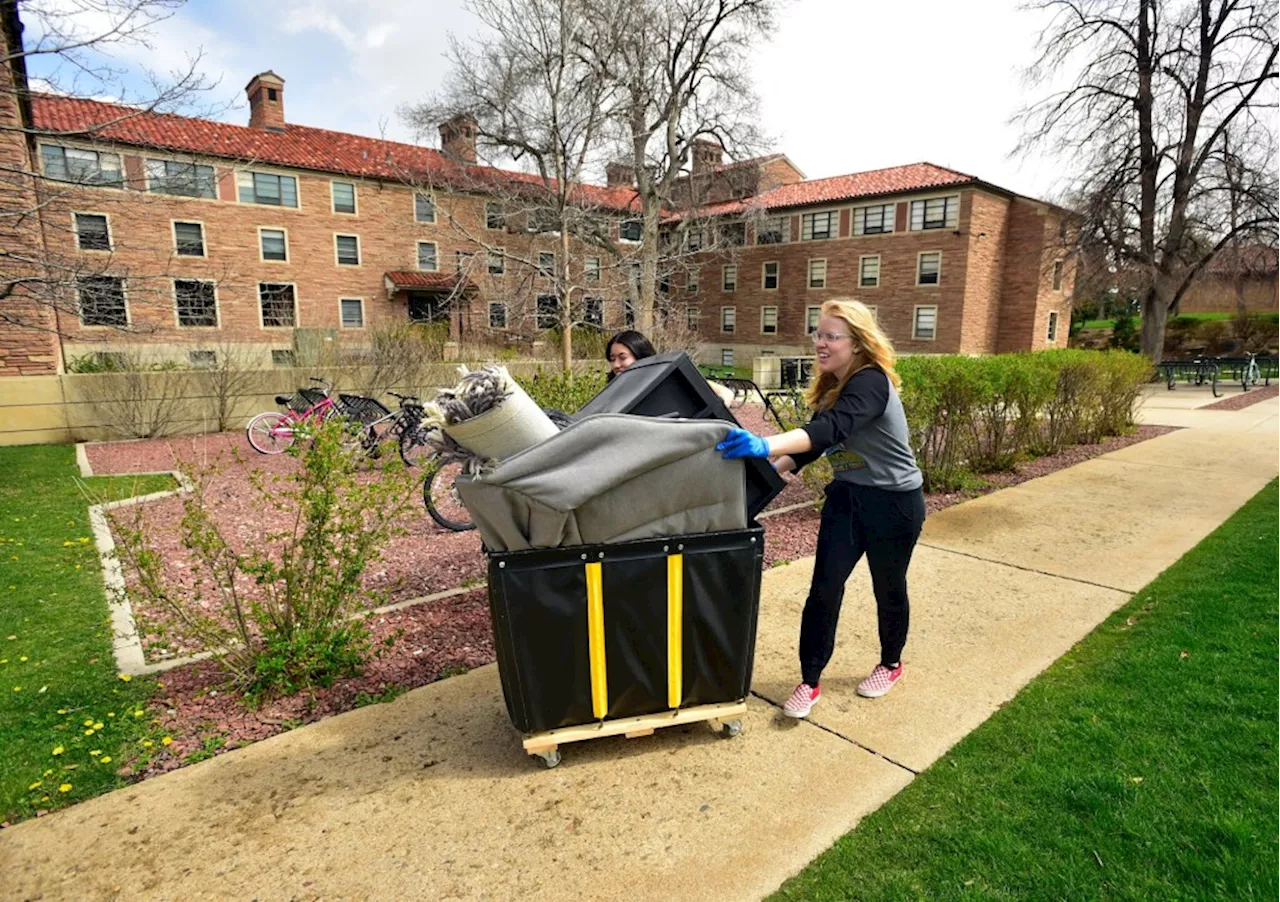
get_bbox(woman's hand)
[773,454,797,481]
[716,427,770,460]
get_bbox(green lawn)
[0,445,174,823]
[773,479,1278,901]
[1082,312,1253,330]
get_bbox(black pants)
[800,481,925,687]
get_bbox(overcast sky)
[26,0,1067,200]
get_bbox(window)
[866,305,878,321]
[485,202,505,230]
[757,217,785,245]
[174,279,217,327]
[340,298,364,328]
[859,255,881,288]
[917,251,941,285]
[414,193,436,223]
[686,306,699,330]
[1047,310,1059,342]
[538,252,555,278]
[536,295,559,330]
[721,349,735,367]
[41,145,123,187]
[721,306,736,333]
[1052,260,1064,291]
[488,249,505,274]
[271,349,296,368]
[585,256,601,282]
[620,219,643,242]
[761,306,778,334]
[759,261,780,290]
[259,283,297,327]
[267,87,278,101]
[77,276,126,326]
[335,235,360,266]
[173,221,205,256]
[584,296,603,327]
[146,159,216,198]
[238,171,298,207]
[686,228,703,251]
[417,241,438,271]
[74,213,110,251]
[853,203,894,236]
[806,306,821,334]
[722,264,737,291]
[624,298,636,327]
[332,181,356,214]
[188,350,216,369]
[801,211,835,241]
[913,306,937,340]
[718,222,746,246]
[687,267,700,294]
[489,301,508,328]
[260,228,288,261]
[455,251,474,275]
[808,258,827,289]
[909,196,959,231]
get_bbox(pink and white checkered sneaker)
[856,664,903,698]
[782,682,820,718]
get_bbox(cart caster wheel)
[718,719,742,738]
[534,749,561,769]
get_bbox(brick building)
[0,62,1074,378]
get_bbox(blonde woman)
[717,299,924,716]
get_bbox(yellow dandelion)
[51,746,64,756]
[0,659,7,665]
[133,710,145,718]
[58,783,72,793]
[107,712,115,718]
[100,756,112,764]
[117,673,132,683]
[83,719,93,727]
[89,750,101,756]
[92,722,103,730]
[62,540,74,547]
[28,781,41,790]
[161,736,173,746]
[57,708,67,714]
[141,740,153,749]
[12,686,21,692]
[83,729,94,736]
[18,655,27,662]
[79,537,90,544]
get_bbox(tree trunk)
[560,227,573,372]
[637,200,662,332]
[1139,284,1172,363]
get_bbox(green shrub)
[1109,312,1140,352]
[516,367,608,414]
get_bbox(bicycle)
[246,377,339,454]
[1242,352,1261,390]
[336,391,434,464]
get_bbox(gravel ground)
[1200,384,1278,411]
[84,417,1176,778]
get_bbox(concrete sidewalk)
[3,400,1277,902]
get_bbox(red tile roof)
[384,271,477,292]
[31,94,642,212]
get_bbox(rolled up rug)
[436,365,559,463]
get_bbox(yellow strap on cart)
[667,553,684,709]
[585,562,607,719]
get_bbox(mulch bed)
[1200,384,1278,411]
[85,418,1177,779]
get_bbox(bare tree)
[594,0,779,331]
[194,339,258,432]
[1017,0,1278,362]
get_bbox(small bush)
[516,367,608,414]
[1109,312,1140,352]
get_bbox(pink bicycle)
[246,377,339,454]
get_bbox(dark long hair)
[605,330,657,366]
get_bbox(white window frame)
[619,219,643,243]
[720,305,736,334]
[538,252,556,279]
[488,248,505,274]
[859,254,881,288]
[258,226,289,263]
[414,192,437,223]
[1047,310,1059,342]
[145,157,218,199]
[721,348,735,367]
[808,258,827,290]
[76,275,129,328]
[722,264,737,292]
[800,209,838,241]
[916,251,942,286]
[485,202,505,230]
[865,305,878,321]
[258,281,299,329]
[762,261,779,290]
[585,256,601,282]
[806,305,821,334]
[488,301,509,329]
[908,194,960,232]
[912,305,938,341]
[171,219,207,258]
[687,266,700,294]
[852,202,895,237]
[237,169,300,208]
[1052,259,1064,291]
[72,211,112,252]
[173,278,220,329]
[417,241,439,272]
[331,180,358,215]
[339,297,365,329]
[761,306,778,335]
[40,143,124,189]
[686,305,700,330]
[334,233,361,267]
[756,216,786,245]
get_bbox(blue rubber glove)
[716,427,770,460]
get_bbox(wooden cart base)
[523,701,748,768]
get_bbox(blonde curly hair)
[803,299,901,411]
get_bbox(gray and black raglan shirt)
[790,366,923,492]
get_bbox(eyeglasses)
[810,331,853,344]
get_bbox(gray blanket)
[453,414,747,551]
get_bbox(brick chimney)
[246,71,285,132]
[439,114,478,164]
[605,161,635,187]
[691,138,723,176]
